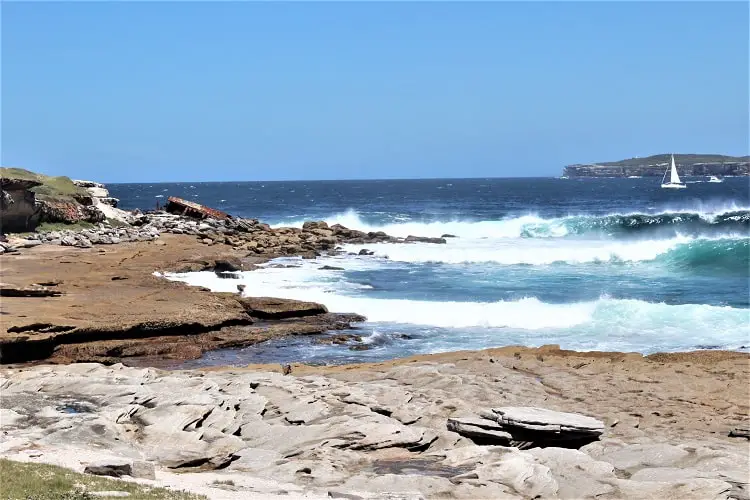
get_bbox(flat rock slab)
[239,297,328,320]
[491,407,605,434]
[84,459,155,480]
[729,426,749,439]
[0,285,62,297]
[446,417,512,444]
[0,358,748,500]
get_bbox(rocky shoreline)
[2,210,444,255]
[0,194,450,365]
[0,174,452,366]
[0,232,375,365]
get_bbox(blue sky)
[2,2,748,182]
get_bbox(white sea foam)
[161,199,749,355]
[272,209,558,238]
[341,236,709,265]
[271,206,749,240]
[163,261,750,343]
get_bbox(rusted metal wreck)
[165,197,230,220]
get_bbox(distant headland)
[563,154,750,178]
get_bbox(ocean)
[110,177,750,366]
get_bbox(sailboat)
[660,155,687,189]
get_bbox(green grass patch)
[37,221,96,233]
[105,217,131,228]
[0,167,89,200]
[0,459,207,500]
[6,221,96,238]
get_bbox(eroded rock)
[0,360,747,500]
[483,406,605,448]
[238,297,328,320]
[446,417,512,445]
[84,459,155,480]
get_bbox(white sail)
[669,155,682,184]
[661,154,687,188]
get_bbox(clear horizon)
[3,2,748,183]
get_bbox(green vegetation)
[11,222,97,238]
[596,153,750,167]
[0,459,207,500]
[105,217,131,228]
[0,167,89,201]
[37,221,96,232]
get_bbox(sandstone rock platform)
[1,347,748,499]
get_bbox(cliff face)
[563,154,750,178]
[0,168,107,230]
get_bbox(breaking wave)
[655,237,749,273]
[340,236,749,270]
[274,208,750,239]
[163,270,750,352]
[522,211,750,238]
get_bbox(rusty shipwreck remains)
[165,197,230,220]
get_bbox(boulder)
[446,417,512,445]
[405,235,447,244]
[482,407,604,448]
[84,459,155,480]
[302,221,329,231]
[85,186,110,198]
[490,407,605,434]
[212,257,243,273]
[729,426,750,439]
[99,197,120,207]
[238,297,328,320]
[75,237,93,249]
[15,239,42,248]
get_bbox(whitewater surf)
[112,177,750,366]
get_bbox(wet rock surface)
[1,358,747,500]
[0,234,367,365]
[238,297,329,320]
[1,210,443,258]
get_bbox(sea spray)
[273,208,750,239]
[340,236,749,269]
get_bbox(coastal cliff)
[563,154,750,178]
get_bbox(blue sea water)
[109,177,750,365]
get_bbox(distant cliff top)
[570,153,750,168]
[563,154,750,177]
